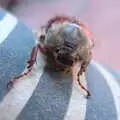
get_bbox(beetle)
[7,15,94,98]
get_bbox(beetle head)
[43,16,94,67]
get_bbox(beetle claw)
[86,91,91,99]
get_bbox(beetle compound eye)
[40,35,45,40]
[40,35,45,43]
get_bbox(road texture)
[0,8,120,120]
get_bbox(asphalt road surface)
[0,9,120,120]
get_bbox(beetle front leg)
[7,44,44,90]
[72,61,91,98]
[77,71,91,98]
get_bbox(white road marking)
[64,87,87,120]
[0,13,18,45]
[92,60,120,119]
[0,51,45,120]
[64,73,87,120]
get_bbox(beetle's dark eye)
[57,54,73,66]
[40,35,45,43]
[40,35,45,40]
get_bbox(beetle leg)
[7,44,42,90]
[77,70,91,98]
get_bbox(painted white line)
[0,13,18,45]
[64,74,87,120]
[64,87,87,120]
[0,52,45,120]
[91,60,120,119]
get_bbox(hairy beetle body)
[7,15,94,97]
